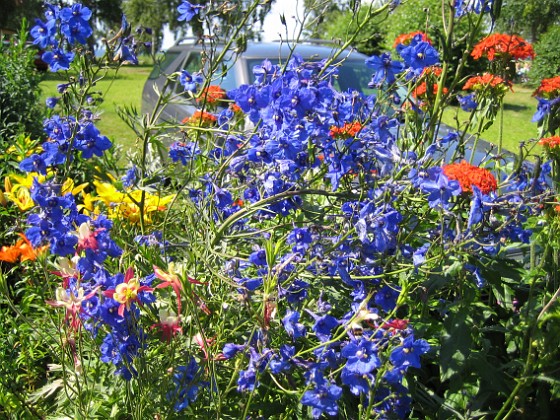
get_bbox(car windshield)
[245,58,375,95]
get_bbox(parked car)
[141,40,528,168]
[142,40,375,123]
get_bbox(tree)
[0,0,43,31]
[304,2,386,56]
[528,25,560,84]
[122,0,180,55]
[122,0,275,55]
[323,7,384,56]
[495,0,560,43]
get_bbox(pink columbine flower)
[76,222,99,252]
[152,309,182,342]
[153,264,208,315]
[47,285,99,331]
[103,267,154,317]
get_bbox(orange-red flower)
[412,66,448,102]
[463,73,512,91]
[443,161,497,194]
[412,82,448,99]
[393,31,432,48]
[533,76,560,100]
[0,233,47,263]
[539,135,560,150]
[471,33,535,61]
[196,85,227,104]
[329,121,364,139]
[182,110,218,127]
[229,103,242,114]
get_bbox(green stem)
[498,100,504,155]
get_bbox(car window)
[210,63,238,91]
[245,58,375,95]
[148,51,180,79]
[335,60,376,95]
[175,52,204,93]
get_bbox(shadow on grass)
[41,64,154,82]
[503,103,530,112]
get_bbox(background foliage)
[0,24,45,144]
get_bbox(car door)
[161,50,203,123]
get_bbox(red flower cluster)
[182,110,218,127]
[533,76,560,100]
[196,85,227,104]
[412,66,448,99]
[462,73,512,91]
[413,83,448,99]
[443,161,498,194]
[471,33,535,61]
[393,31,432,48]
[539,136,560,150]
[329,121,364,138]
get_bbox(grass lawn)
[40,65,152,150]
[41,66,542,157]
[441,84,541,155]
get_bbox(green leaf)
[440,306,474,381]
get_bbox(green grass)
[40,65,152,150]
[41,67,541,156]
[441,84,540,154]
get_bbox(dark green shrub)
[0,21,45,143]
[529,25,560,85]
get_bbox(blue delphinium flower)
[532,97,560,122]
[341,368,374,396]
[51,232,79,256]
[179,70,203,92]
[365,52,405,86]
[237,365,257,392]
[177,1,204,22]
[375,284,400,312]
[253,59,280,85]
[279,278,309,304]
[99,328,142,380]
[231,84,271,123]
[115,44,139,65]
[418,167,462,209]
[222,343,246,359]
[355,203,402,254]
[282,310,307,339]
[390,335,430,369]
[399,35,440,74]
[167,358,206,412]
[19,154,48,175]
[306,310,339,342]
[45,96,59,109]
[169,141,201,164]
[457,93,478,111]
[455,0,493,17]
[42,48,75,72]
[61,16,93,45]
[59,3,92,23]
[121,165,137,188]
[75,121,112,159]
[342,337,381,374]
[248,248,267,266]
[287,227,313,254]
[465,263,486,287]
[301,370,343,419]
[269,344,295,374]
[30,18,56,48]
[467,185,485,230]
